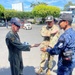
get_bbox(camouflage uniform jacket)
[40,25,60,48]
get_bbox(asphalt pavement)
[0,24,75,75]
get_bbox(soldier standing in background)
[5,17,39,75]
[36,16,60,75]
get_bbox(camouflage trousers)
[40,51,54,69]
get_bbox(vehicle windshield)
[0,20,5,23]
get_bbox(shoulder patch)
[58,42,63,48]
[11,37,15,42]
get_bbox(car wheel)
[31,27,32,30]
[25,27,27,30]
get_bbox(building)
[68,6,75,17]
[12,2,24,11]
[60,6,75,17]
[60,11,72,14]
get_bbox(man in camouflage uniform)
[5,17,38,75]
[36,16,60,75]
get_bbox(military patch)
[11,37,15,42]
[58,42,63,48]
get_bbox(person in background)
[5,20,8,28]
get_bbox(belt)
[44,37,50,41]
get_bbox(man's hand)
[40,47,47,52]
[30,43,40,48]
[51,30,58,35]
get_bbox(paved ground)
[0,24,75,75]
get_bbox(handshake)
[24,42,40,48]
[40,47,47,52]
[40,46,52,52]
[30,44,40,48]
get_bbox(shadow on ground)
[23,66,36,75]
[0,68,11,75]
[0,66,36,75]
[0,61,57,75]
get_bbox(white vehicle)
[23,22,32,30]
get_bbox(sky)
[0,0,75,11]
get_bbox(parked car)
[23,22,32,30]
[0,20,5,27]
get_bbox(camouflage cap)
[46,16,54,22]
[10,17,22,27]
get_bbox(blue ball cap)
[10,17,22,27]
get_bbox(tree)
[30,2,47,7]
[64,1,75,10]
[32,4,60,18]
[30,3,36,7]
[4,9,34,20]
[4,9,17,19]
[0,4,5,18]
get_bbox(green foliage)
[32,4,60,18]
[30,2,47,7]
[1,3,60,21]
[4,9,17,19]
[0,4,5,13]
[47,6,60,17]
[4,9,34,20]
[32,4,48,17]
[23,12,34,18]
[0,4,5,18]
